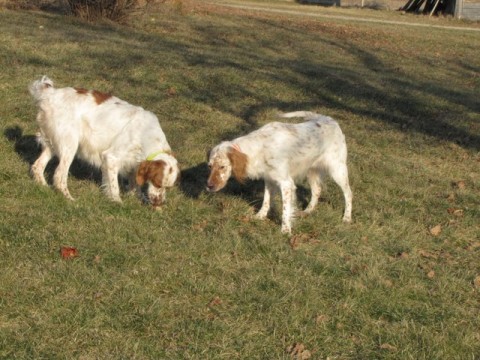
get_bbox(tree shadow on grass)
[5,8,479,156]
[182,17,480,151]
[4,126,102,185]
[3,1,69,14]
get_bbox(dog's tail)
[278,111,317,119]
[279,111,338,128]
[29,76,54,101]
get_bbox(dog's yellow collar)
[146,150,167,161]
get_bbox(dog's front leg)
[31,146,53,186]
[101,153,122,202]
[279,179,296,234]
[255,180,275,220]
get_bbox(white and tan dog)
[29,76,179,207]
[207,111,352,234]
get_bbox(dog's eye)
[208,164,212,169]
[220,166,225,170]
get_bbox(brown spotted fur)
[136,160,166,188]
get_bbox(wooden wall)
[457,0,480,20]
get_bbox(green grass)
[0,0,479,358]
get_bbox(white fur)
[29,76,179,204]
[207,111,352,234]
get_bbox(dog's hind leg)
[302,168,322,215]
[31,146,53,186]
[328,162,352,223]
[53,148,76,200]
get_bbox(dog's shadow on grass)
[179,162,264,204]
[178,162,210,199]
[4,126,102,185]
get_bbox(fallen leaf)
[350,335,361,344]
[453,209,464,217]
[299,350,311,359]
[380,343,397,351]
[466,242,480,251]
[192,220,208,231]
[238,216,250,223]
[473,276,480,288]
[418,250,438,259]
[289,233,319,250]
[60,246,78,259]
[427,270,435,279]
[289,236,299,250]
[382,279,394,287]
[350,264,368,275]
[287,343,304,354]
[447,208,464,217]
[315,314,330,324]
[286,343,311,359]
[429,224,442,236]
[453,180,466,190]
[396,251,409,259]
[208,296,222,307]
[166,87,177,96]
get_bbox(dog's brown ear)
[136,161,150,186]
[137,160,166,188]
[228,147,248,184]
[149,160,166,188]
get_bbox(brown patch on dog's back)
[75,87,89,95]
[74,88,112,105]
[92,90,112,105]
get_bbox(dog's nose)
[206,183,215,192]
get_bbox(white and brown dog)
[207,111,352,234]
[29,76,179,208]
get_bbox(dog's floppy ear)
[136,161,150,186]
[227,147,248,184]
[136,160,166,188]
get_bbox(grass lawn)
[0,0,479,358]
